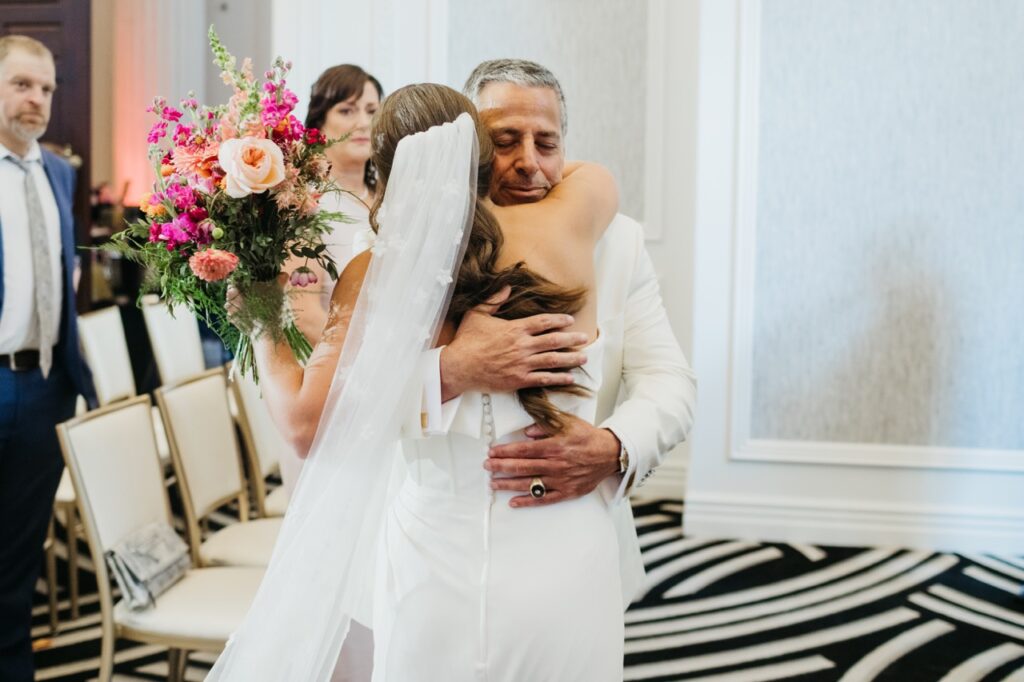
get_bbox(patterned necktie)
[6,156,56,377]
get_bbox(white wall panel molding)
[641,0,668,242]
[686,492,1024,554]
[271,0,448,123]
[734,439,1024,474]
[725,0,1024,473]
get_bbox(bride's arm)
[248,250,372,456]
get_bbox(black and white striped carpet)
[33,499,1024,681]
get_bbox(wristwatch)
[618,443,630,475]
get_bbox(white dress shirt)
[0,141,63,354]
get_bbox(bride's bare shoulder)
[328,250,373,307]
[494,162,618,244]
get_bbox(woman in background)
[288,64,383,343]
[281,64,383,494]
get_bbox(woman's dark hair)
[305,64,384,192]
[369,83,588,434]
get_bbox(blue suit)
[0,148,95,681]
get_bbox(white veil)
[207,112,479,681]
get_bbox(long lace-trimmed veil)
[207,112,479,681]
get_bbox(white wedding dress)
[372,333,624,682]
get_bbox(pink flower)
[172,143,220,179]
[189,249,239,282]
[148,221,190,251]
[147,121,168,144]
[289,266,318,287]
[161,106,183,122]
[164,183,197,211]
[172,123,196,146]
[271,114,305,143]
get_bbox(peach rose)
[218,137,286,198]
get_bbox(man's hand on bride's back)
[439,286,590,402]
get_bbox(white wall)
[684,0,1024,553]
[206,0,272,109]
[91,0,114,186]
[90,0,270,194]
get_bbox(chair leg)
[177,649,190,681]
[63,501,80,620]
[167,647,188,682]
[44,516,59,634]
[98,629,115,682]
[167,648,179,682]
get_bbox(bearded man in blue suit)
[0,34,95,682]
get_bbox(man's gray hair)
[462,59,567,136]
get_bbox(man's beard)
[10,116,47,143]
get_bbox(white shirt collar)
[0,140,42,164]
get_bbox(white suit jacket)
[413,213,697,608]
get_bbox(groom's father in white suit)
[422,58,697,607]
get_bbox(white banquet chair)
[156,368,281,567]
[230,366,292,517]
[141,295,206,386]
[59,306,172,622]
[77,306,135,406]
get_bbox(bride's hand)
[225,284,244,326]
[224,273,289,329]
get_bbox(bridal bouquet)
[108,28,344,380]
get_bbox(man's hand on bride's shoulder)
[439,286,591,401]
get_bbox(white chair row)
[49,302,294,633]
[56,362,294,679]
[58,396,264,682]
[80,297,207,403]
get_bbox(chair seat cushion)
[263,486,289,517]
[115,566,264,644]
[199,517,282,567]
[55,469,75,504]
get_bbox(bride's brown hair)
[368,83,587,433]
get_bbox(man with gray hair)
[418,58,697,609]
[0,34,95,681]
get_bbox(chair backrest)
[141,297,206,385]
[57,396,173,577]
[230,367,289,516]
[156,367,248,555]
[78,306,135,405]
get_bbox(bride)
[211,83,621,681]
